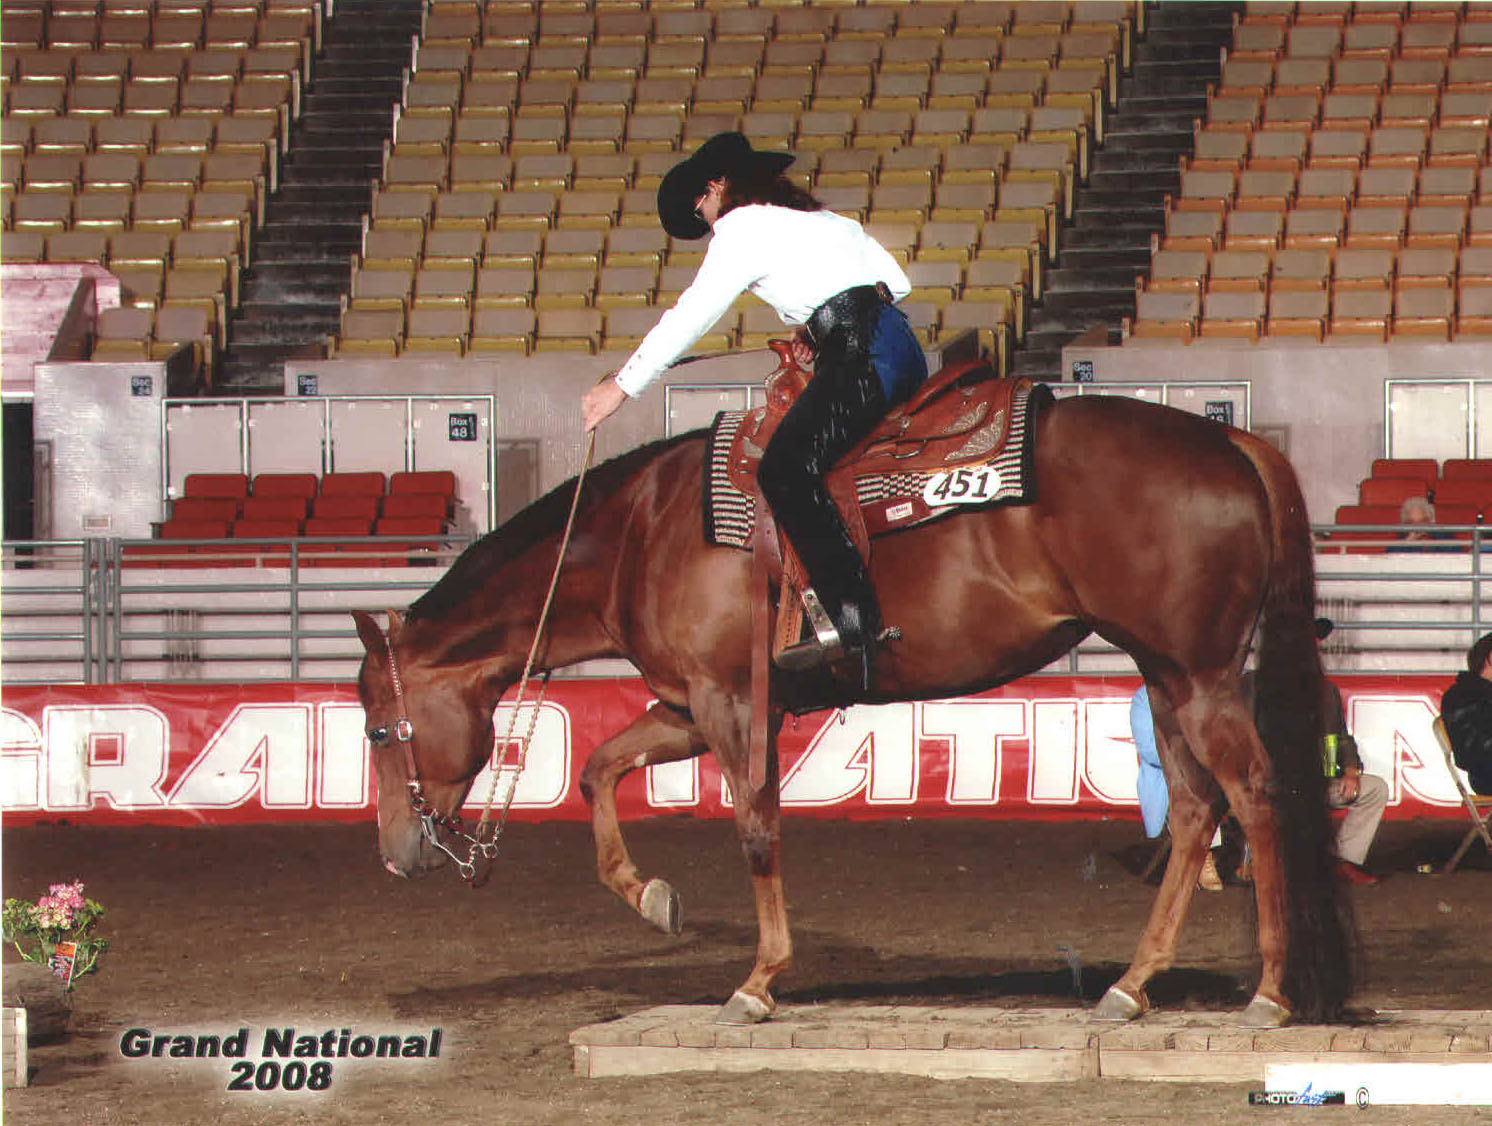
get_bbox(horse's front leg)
[578,703,707,935]
[692,689,791,1025]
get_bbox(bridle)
[378,632,549,883]
[370,430,595,885]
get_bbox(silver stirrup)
[801,589,844,653]
[773,588,845,671]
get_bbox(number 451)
[923,466,1001,507]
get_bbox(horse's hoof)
[1091,985,1149,1022]
[639,878,681,935]
[715,990,773,1026]
[1238,995,1291,1029]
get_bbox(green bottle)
[1323,733,1341,779]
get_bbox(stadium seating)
[1132,1,1492,342]
[315,1,1140,367]
[2,3,317,386]
[145,467,457,566]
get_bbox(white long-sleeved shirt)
[613,204,912,397]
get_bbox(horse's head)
[353,609,498,878]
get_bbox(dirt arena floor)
[4,815,1492,1125]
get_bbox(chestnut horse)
[352,391,1352,1028]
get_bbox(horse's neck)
[412,537,616,677]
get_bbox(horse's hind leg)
[1096,693,1223,1021]
[578,703,708,935]
[1100,686,1296,1027]
[1167,693,1295,1025]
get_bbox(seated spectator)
[1134,620,1387,888]
[1130,685,1226,891]
[1243,618,1388,885]
[1387,496,1458,553]
[1441,632,1492,796]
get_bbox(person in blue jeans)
[582,132,928,680]
[1130,685,1227,891]
[1131,619,1388,889]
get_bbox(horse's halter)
[377,634,490,879]
[377,633,548,883]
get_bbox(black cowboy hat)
[656,131,795,240]
[1315,617,1335,640]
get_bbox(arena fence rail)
[2,528,1487,685]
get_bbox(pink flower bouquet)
[2,881,108,987]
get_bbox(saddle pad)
[704,378,1048,550]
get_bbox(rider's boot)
[774,566,882,688]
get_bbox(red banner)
[0,677,1463,827]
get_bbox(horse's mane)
[407,431,702,622]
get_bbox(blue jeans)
[870,303,928,405]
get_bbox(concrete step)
[313,56,413,78]
[1105,108,1205,133]
[262,200,369,226]
[302,92,404,115]
[1060,223,1159,249]
[252,234,362,263]
[228,314,341,348]
[1083,151,1184,176]
[310,76,405,97]
[1056,247,1152,271]
[1084,167,1181,193]
[299,110,398,132]
[1071,195,1171,221]
[273,181,375,204]
[1044,266,1141,294]
[239,266,349,304]
[1118,91,1210,115]
[1097,131,1194,156]
[214,365,297,397]
[237,299,342,324]
[319,47,415,66]
[1009,351,1064,381]
[1031,292,1135,322]
[281,154,384,179]
[1146,1,1243,28]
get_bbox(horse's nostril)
[382,857,410,878]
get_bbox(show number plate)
[923,464,1002,508]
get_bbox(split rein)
[382,433,597,886]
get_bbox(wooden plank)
[570,1006,1492,1084]
[578,1043,1097,1081]
[1,1008,27,1089]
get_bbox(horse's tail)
[1230,430,1355,1023]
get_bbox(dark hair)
[1469,632,1492,675]
[719,166,822,218]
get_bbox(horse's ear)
[386,608,404,637]
[352,610,385,654]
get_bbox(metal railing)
[2,527,1487,685]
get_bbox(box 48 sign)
[0,679,1467,825]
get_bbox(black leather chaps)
[757,285,893,658]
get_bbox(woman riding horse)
[580,131,929,680]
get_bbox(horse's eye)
[367,726,390,745]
